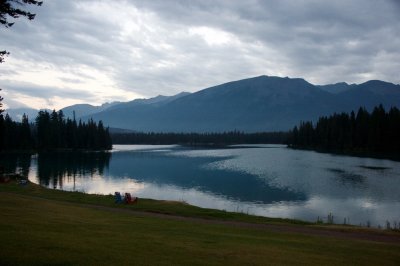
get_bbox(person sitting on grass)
[114,192,123,203]
[124,193,138,204]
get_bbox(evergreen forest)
[111,131,288,145]
[0,110,112,151]
[2,102,399,157]
[288,105,400,155]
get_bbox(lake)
[2,144,400,227]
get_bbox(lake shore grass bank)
[1,178,400,265]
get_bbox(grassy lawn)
[1,180,399,265]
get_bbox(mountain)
[337,80,400,110]
[61,92,191,120]
[145,76,340,132]
[5,107,48,122]
[317,82,355,94]
[4,104,116,122]
[85,76,400,132]
[61,102,121,119]
[4,92,190,123]
[105,92,191,111]
[7,76,400,132]
[77,76,336,132]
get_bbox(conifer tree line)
[112,131,289,145]
[288,105,400,154]
[0,110,112,151]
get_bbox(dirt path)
[3,192,400,244]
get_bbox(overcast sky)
[1,0,400,110]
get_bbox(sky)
[1,0,400,110]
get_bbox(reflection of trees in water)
[37,152,111,189]
[327,168,367,189]
[0,153,32,178]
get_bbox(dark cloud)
[1,0,399,109]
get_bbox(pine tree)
[288,105,400,156]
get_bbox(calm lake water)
[2,144,400,227]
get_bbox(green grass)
[1,180,400,265]
[0,178,308,225]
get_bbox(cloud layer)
[1,0,399,109]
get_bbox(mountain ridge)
[83,75,400,132]
[6,76,399,132]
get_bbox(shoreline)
[1,178,400,265]
[288,145,400,162]
[2,176,400,231]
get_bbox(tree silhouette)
[288,105,400,157]
[111,131,289,145]
[0,0,43,63]
[0,89,3,115]
[34,110,112,150]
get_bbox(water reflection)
[0,153,32,178]
[1,145,400,227]
[108,151,306,203]
[36,152,111,189]
[327,168,366,187]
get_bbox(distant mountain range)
[6,76,400,132]
[5,107,44,121]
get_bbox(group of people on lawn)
[115,192,138,204]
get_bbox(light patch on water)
[13,145,400,227]
[112,144,178,152]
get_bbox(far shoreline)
[288,145,400,162]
